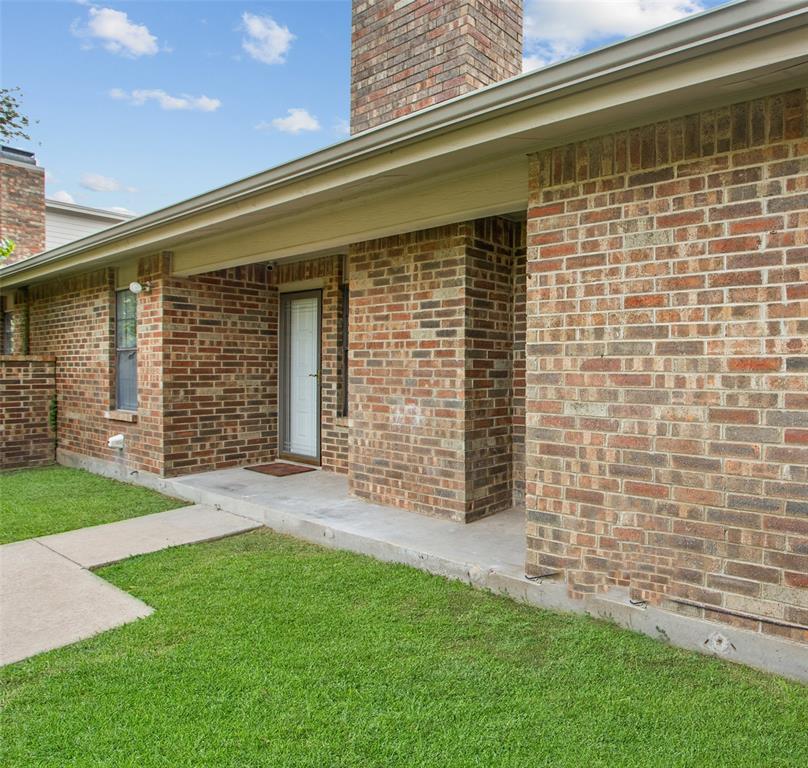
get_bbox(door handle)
[308,372,320,379]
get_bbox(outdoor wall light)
[128,281,151,294]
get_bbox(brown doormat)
[245,462,316,477]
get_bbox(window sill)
[335,416,351,428]
[104,409,138,423]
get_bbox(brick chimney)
[0,146,45,264]
[350,0,523,135]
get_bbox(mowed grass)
[2,529,806,767]
[0,466,187,543]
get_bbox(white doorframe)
[279,290,321,464]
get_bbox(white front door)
[282,292,320,460]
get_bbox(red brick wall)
[134,254,169,473]
[271,255,350,474]
[161,262,277,475]
[350,224,470,519]
[0,158,45,263]
[321,260,350,474]
[22,252,349,479]
[162,254,351,476]
[29,269,124,462]
[0,356,55,469]
[525,88,808,642]
[27,265,165,474]
[465,217,520,518]
[512,226,527,505]
[350,0,523,133]
[349,217,523,521]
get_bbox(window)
[115,290,138,410]
[340,282,349,417]
[2,312,12,355]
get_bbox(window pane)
[117,318,137,349]
[117,290,136,319]
[117,350,138,410]
[116,291,137,349]
[116,290,138,410]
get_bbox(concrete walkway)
[0,504,259,666]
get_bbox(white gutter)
[44,199,134,222]
[2,0,806,283]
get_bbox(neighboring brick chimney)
[350,0,523,134]
[0,146,45,264]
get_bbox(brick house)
[2,0,807,656]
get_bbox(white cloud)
[107,206,137,216]
[51,190,76,204]
[80,172,136,193]
[258,108,321,135]
[74,7,159,58]
[523,0,705,70]
[522,54,548,73]
[110,88,221,112]
[241,12,294,65]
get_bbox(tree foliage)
[0,87,33,143]
[0,237,16,261]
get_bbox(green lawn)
[0,466,187,544]
[2,530,805,767]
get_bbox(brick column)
[349,216,523,522]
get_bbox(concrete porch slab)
[165,468,530,585]
[0,540,152,666]
[37,504,261,569]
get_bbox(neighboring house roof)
[45,199,134,251]
[2,0,807,288]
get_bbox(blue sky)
[2,0,732,216]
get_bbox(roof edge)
[45,199,135,220]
